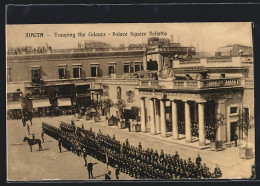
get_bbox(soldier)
[138,142,142,153]
[115,164,120,179]
[234,132,238,147]
[214,164,222,178]
[173,151,179,161]
[41,131,44,143]
[27,124,30,135]
[83,148,87,166]
[196,154,202,167]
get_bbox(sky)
[6,22,253,53]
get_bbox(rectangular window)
[124,64,130,73]
[31,67,41,85]
[230,107,238,114]
[91,66,99,77]
[73,65,82,78]
[108,65,115,75]
[58,67,66,79]
[134,63,143,72]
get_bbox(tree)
[103,98,114,117]
[237,110,254,148]
[115,99,126,118]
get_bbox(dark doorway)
[231,122,238,141]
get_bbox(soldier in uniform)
[115,164,120,179]
[214,164,222,178]
[196,154,202,167]
[41,131,44,143]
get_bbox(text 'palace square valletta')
[6,23,255,181]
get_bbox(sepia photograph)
[6,23,255,181]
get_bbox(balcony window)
[108,65,116,75]
[91,65,99,77]
[134,62,143,72]
[73,64,82,78]
[31,66,41,85]
[124,64,130,73]
[58,67,67,79]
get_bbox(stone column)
[160,99,167,137]
[155,99,160,134]
[198,101,206,146]
[140,97,147,133]
[149,98,156,135]
[184,100,192,143]
[171,100,179,140]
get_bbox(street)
[7,115,254,181]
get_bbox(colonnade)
[140,97,207,146]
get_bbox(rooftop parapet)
[173,56,253,68]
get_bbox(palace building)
[6,38,254,146]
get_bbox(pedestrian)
[234,133,238,147]
[126,119,131,132]
[82,123,84,129]
[105,170,111,180]
[27,124,30,135]
[115,164,120,179]
[83,148,87,166]
[32,133,35,141]
[87,160,94,179]
[58,138,62,153]
[41,131,44,143]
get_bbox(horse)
[23,137,42,152]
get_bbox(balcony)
[139,78,242,90]
[139,79,159,87]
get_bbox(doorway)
[230,121,238,141]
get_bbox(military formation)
[42,121,222,180]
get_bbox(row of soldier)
[42,122,222,179]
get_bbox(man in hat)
[87,160,94,179]
[83,148,87,166]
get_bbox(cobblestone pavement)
[7,116,254,181]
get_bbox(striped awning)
[57,98,71,107]
[7,101,22,110]
[32,99,51,108]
